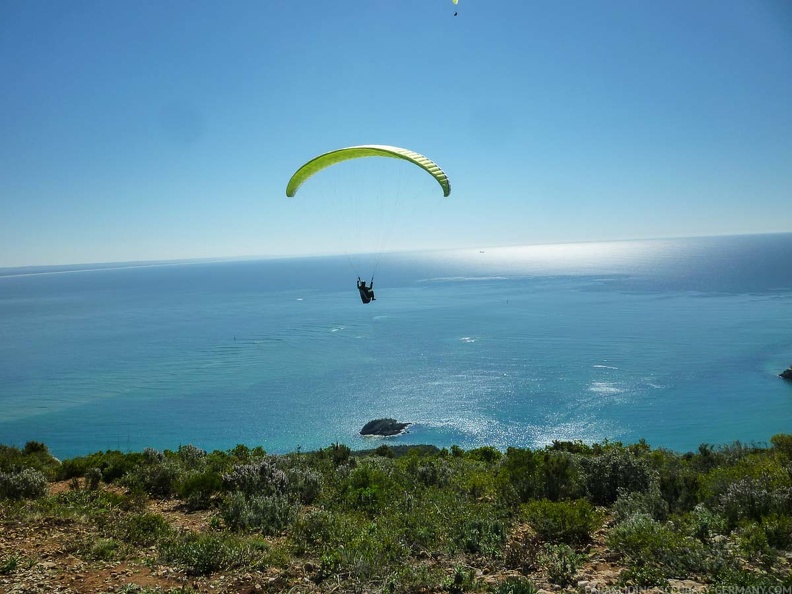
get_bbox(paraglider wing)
[286,145,451,198]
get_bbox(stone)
[360,418,411,436]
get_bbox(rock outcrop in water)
[780,365,792,380]
[360,418,411,436]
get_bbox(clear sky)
[1,0,791,267]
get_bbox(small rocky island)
[780,364,792,380]
[360,418,411,437]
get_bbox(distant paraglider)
[453,0,458,16]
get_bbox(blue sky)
[1,0,790,267]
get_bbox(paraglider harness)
[357,276,376,304]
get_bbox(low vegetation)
[1,436,792,592]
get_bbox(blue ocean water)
[1,233,791,459]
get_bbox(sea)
[1,233,791,460]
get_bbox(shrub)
[711,566,792,588]
[0,444,60,479]
[613,483,669,523]
[538,543,582,587]
[652,450,700,513]
[521,499,602,546]
[23,441,48,455]
[681,503,728,542]
[581,448,654,505]
[770,434,792,460]
[85,467,102,491]
[0,467,48,500]
[158,531,264,575]
[499,448,541,503]
[716,475,792,526]
[539,451,581,501]
[408,458,453,488]
[59,450,144,483]
[607,513,707,577]
[762,513,792,550]
[177,471,222,510]
[86,538,121,561]
[176,444,206,469]
[466,446,502,464]
[221,458,288,497]
[736,523,777,569]
[220,492,297,534]
[442,564,476,594]
[325,442,351,467]
[121,460,182,497]
[0,555,19,575]
[343,462,393,511]
[290,508,348,553]
[617,565,670,588]
[285,467,322,504]
[119,512,172,546]
[491,577,538,594]
[450,511,507,557]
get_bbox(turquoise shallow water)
[1,234,791,458]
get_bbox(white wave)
[588,381,625,395]
[592,364,619,370]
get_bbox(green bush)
[442,564,476,594]
[59,450,144,483]
[716,475,792,526]
[290,508,350,553]
[176,444,206,469]
[613,483,669,523]
[343,462,394,511]
[539,450,582,501]
[407,458,453,488]
[177,471,222,510]
[285,467,322,504]
[450,509,507,557]
[681,503,728,542]
[607,513,707,577]
[761,513,792,550]
[770,434,792,460]
[221,458,288,496]
[498,448,541,503]
[220,492,297,534]
[521,498,602,546]
[538,543,583,587]
[0,443,60,479]
[121,460,182,497]
[466,446,502,464]
[0,554,19,575]
[581,448,654,505]
[158,531,265,575]
[650,449,700,513]
[119,512,172,546]
[490,577,537,594]
[617,565,670,588]
[0,467,48,500]
[86,538,122,561]
[736,523,777,568]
